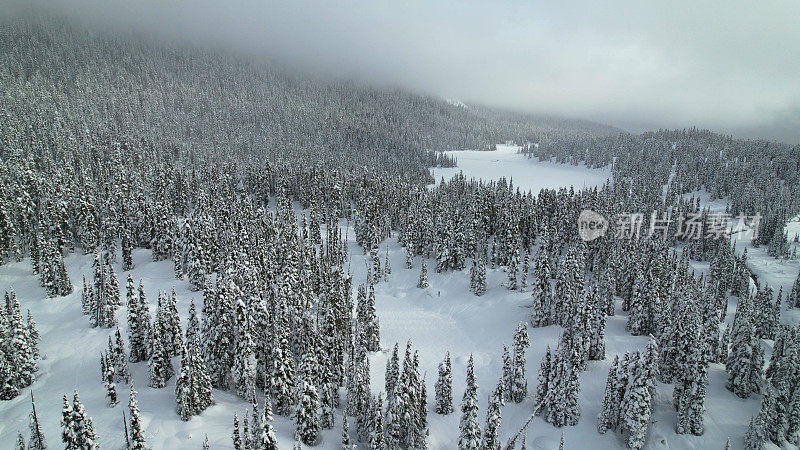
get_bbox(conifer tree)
[112,328,131,382]
[70,391,99,449]
[544,341,580,427]
[384,248,392,280]
[370,394,385,450]
[417,259,429,289]
[341,413,352,450]
[726,311,762,398]
[5,290,36,392]
[620,355,652,450]
[128,280,152,363]
[507,243,520,291]
[257,397,279,449]
[512,322,530,403]
[435,352,454,415]
[232,413,242,450]
[15,432,25,450]
[520,248,530,292]
[122,228,134,271]
[789,272,800,308]
[271,337,296,416]
[536,345,552,404]
[385,379,403,448]
[148,324,173,388]
[743,412,767,450]
[61,394,76,450]
[28,391,46,450]
[129,386,148,450]
[482,379,504,450]
[458,355,481,450]
[26,309,40,360]
[102,352,118,406]
[502,345,513,400]
[597,355,620,434]
[385,343,400,405]
[295,378,321,446]
[232,299,256,401]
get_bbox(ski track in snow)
[0,145,797,449]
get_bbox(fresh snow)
[430,144,611,194]
[1,148,797,450]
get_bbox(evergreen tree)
[341,413,352,450]
[544,342,580,428]
[102,352,118,406]
[620,355,652,450]
[789,272,800,308]
[128,280,152,363]
[369,394,385,450]
[112,328,131,383]
[5,290,36,392]
[148,323,174,388]
[26,309,40,361]
[122,228,134,271]
[295,378,321,446]
[70,391,99,449]
[743,413,767,450]
[271,337,296,416]
[417,259,429,289]
[385,343,400,405]
[536,345,552,404]
[61,394,77,450]
[501,345,513,401]
[232,299,256,401]
[726,309,762,398]
[435,352,454,415]
[482,379,504,450]
[256,397,279,450]
[232,413,242,450]
[512,322,530,403]
[129,386,148,450]
[458,355,481,450]
[15,432,25,450]
[597,355,619,434]
[28,392,47,450]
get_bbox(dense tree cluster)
[597,344,658,450]
[1,290,40,400]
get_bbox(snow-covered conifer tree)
[128,386,147,450]
[482,379,504,450]
[458,355,481,450]
[417,259,429,289]
[435,351,454,414]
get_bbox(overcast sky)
[14,0,800,143]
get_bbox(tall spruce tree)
[458,355,481,450]
[435,351,454,415]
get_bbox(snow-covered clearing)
[0,149,796,449]
[430,144,611,194]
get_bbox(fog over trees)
[1,6,799,450]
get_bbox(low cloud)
[9,0,800,143]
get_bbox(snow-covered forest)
[1,14,800,450]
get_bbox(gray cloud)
[9,0,800,143]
